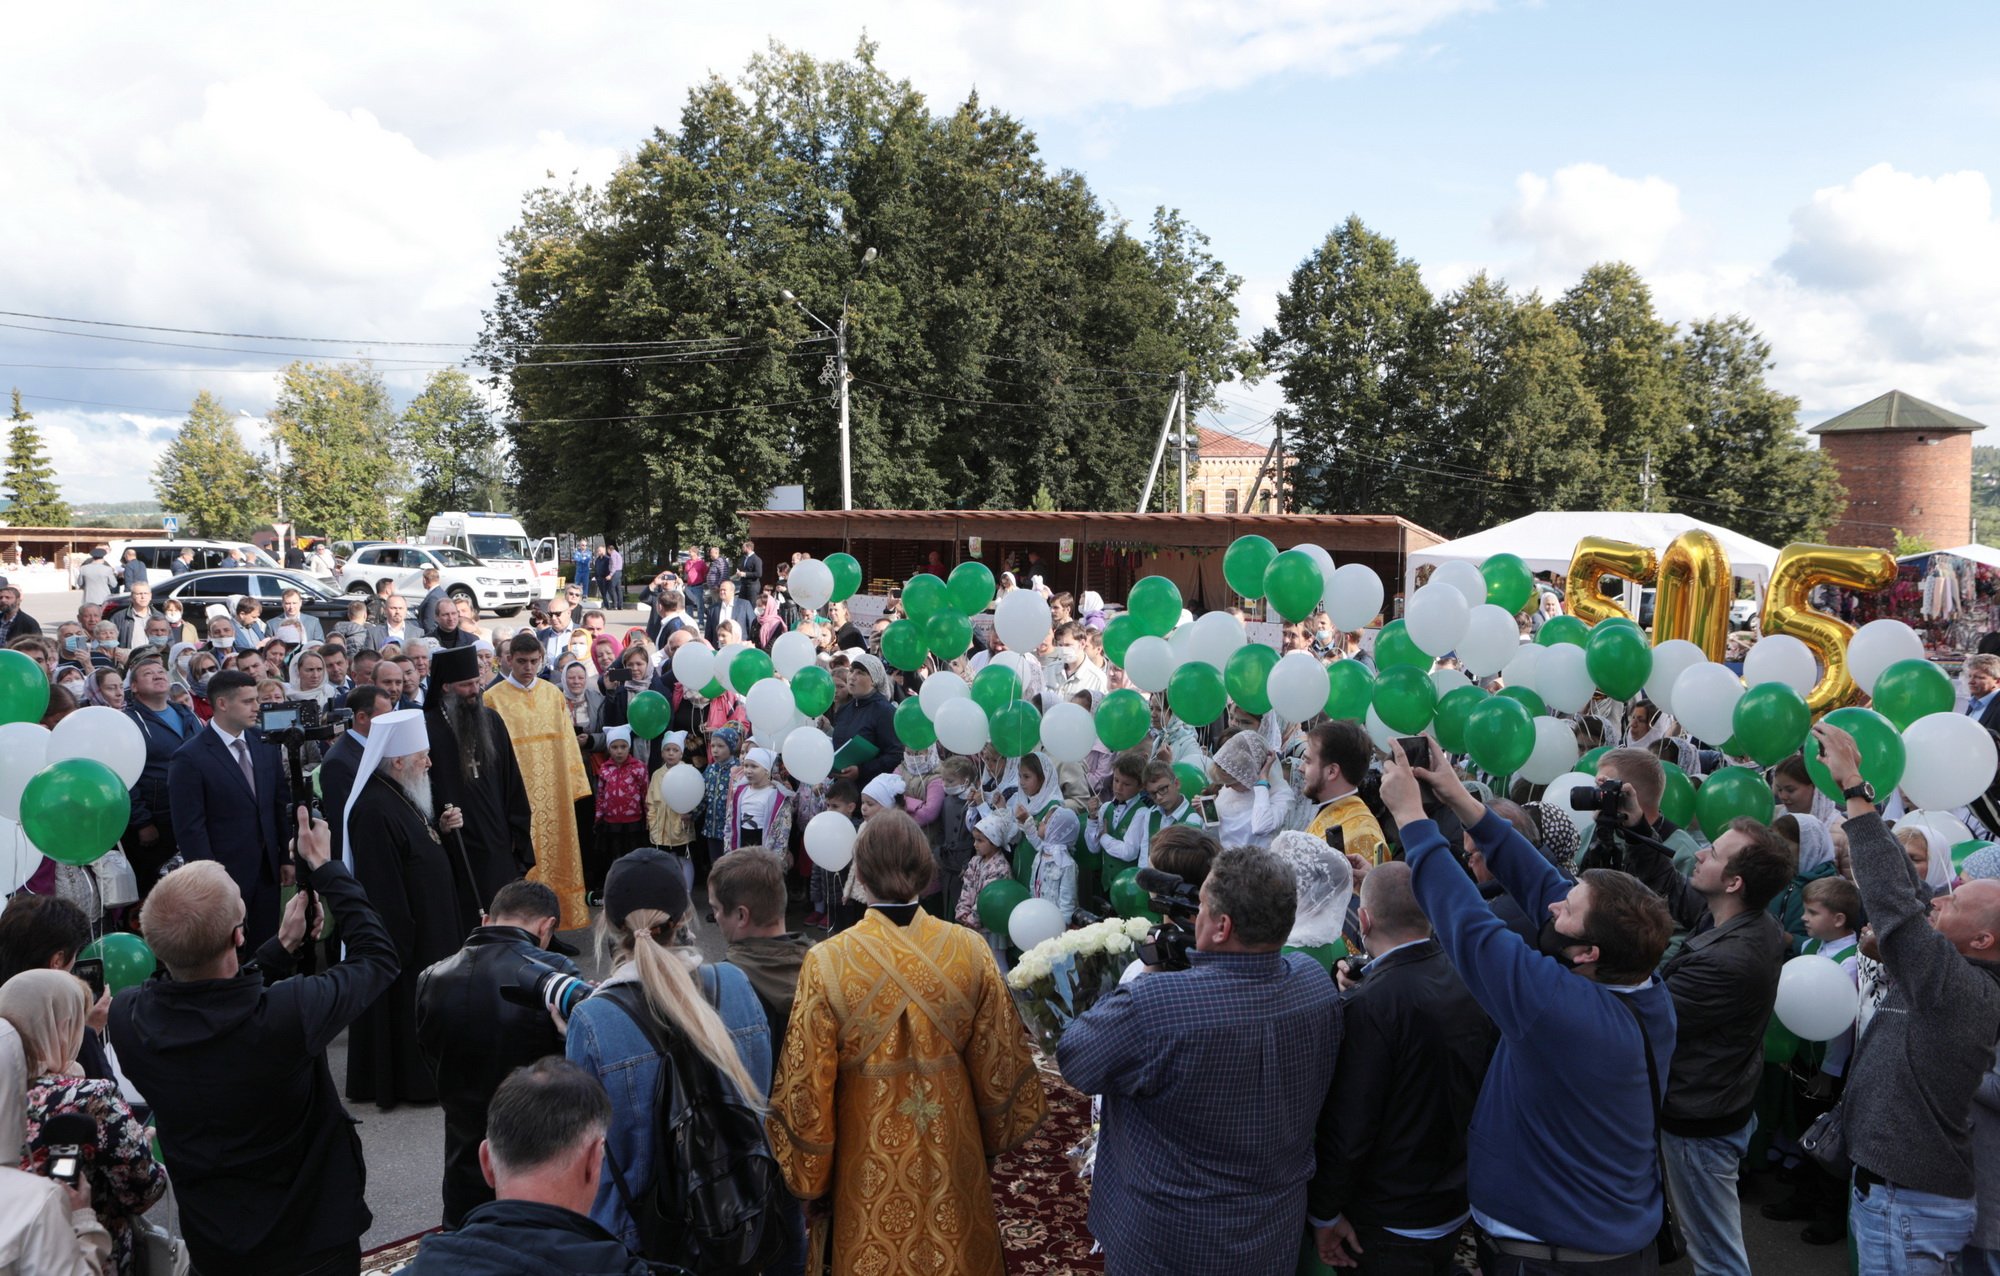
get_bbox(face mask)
[1536,918,1582,970]
[193,675,211,696]
[944,783,970,799]
[1316,630,1334,644]
[60,678,85,693]
[1052,645,1080,664]
[148,636,169,648]
[63,635,86,652]
[93,640,116,650]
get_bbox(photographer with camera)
[166,669,296,950]
[1058,844,1342,1275]
[1382,742,1676,1274]
[416,880,583,1229]
[1582,750,1702,876]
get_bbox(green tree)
[396,369,506,519]
[1553,263,1685,497]
[268,362,401,540]
[1973,445,2000,547]
[151,391,269,538]
[1666,316,1845,545]
[2,390,71,526]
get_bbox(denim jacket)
[565,958,773,1252]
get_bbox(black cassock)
[344,772,480,1106]
[423,702,534,910]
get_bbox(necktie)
[232,737,256,795]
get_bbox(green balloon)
[1325,660,1375,721]
[732,649,775,692]
[1537,615,1589,648]
[1955,840,1995,871]
[1465,697,1535,776]
[1499,685,1548,718]
[1872,658,1954,730]
[1433,685,1489,754]
[701,677,725,699]
[1264,550,1323,622]
[81,933,156,994]
[1696,766,1774,837]
[1481,553,1535,615]
[1585,622,1653,701]
[1578,745,1612,774]
[1223,534,1278,599]
[626,690,670,739]
[1661,761,1697,828]
[948,561,996,615]
[1373,620,1428,671]
[894,699,937,750]
[20,759,129,867]
[1174,762,1207,802]
[1109,866,1161,922]
[1733,682,1812,767]
[1805,706,1907,801]
[881,619,928,672]
[902,574,948,624]
[977,879,1031,932]
[1127,576,1183,638]
[970,664,1022,717]
[925,608,973,660]
[1102,614,1142,668]
[991,699,1041,758]
[1372,665,1438,734]
[791,666,836,718]
[1095,688,1151,751]
[1168,661,1227,726]
[0,649,48,727]
[826,553,863,604]
[1224,644,1279,716]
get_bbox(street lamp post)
[782,246,877,511]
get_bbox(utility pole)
[1136,384,1185,514]
[1176,371,1189,513]
[1274,419,1284,513]
[835,310,852,511]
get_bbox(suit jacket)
[1975,695,2000,732]
[367,621,424,652]
[275,613,324,642]
[1309,939,1497,1230]
[704,598,756,646]
[319,731,367,863]
[113,604,164,647]
[168,724,295,949]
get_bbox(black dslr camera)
[1568,776,1628,817]
[1134,867,1202,972]
[257,697,352,744]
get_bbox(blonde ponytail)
[603,908,764,1106]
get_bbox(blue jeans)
[1660,1117,1753,1276]
[1850,1175,1976,1274]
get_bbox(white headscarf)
[863,773,906,809]
[286,646,335,706]
[1270,830,1353,950]
[1898,820,1957,894]
[1034,807,1080,869]
[1789,812,1837,876]
[975,812,1017,849]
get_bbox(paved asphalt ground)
[24,583,1836,1266]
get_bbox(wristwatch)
[1841,779,1876,804]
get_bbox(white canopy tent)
[1898,543,2000,571]
[1404,511,1781,597]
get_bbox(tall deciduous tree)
[152,391,268,538]
[268,362,400,539]
[396,369,505,519]
[2,390,71,527]
[1554,263,1685,498]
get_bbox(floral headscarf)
[1522,801,1581,874]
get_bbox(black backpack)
[597,976,784,1275]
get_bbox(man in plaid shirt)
[1059,845,1343,1274]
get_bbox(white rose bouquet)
[1005,916,1154,1053]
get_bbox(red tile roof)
[1194,426,1272,458]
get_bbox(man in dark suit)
[168,669,295,950]
[1312,863,1498,1271]
[736,539,765,602]
[319,684,388,867]
[704,579,756,646]
[1967,654,2000,729]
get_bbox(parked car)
[333,542,534,617]
[103,568,352,629]
[109,538,281,585]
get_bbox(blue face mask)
[192,675,212,696]
[64,635,86,652]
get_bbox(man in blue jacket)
[1381,743,1676,1273]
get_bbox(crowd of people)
[3,540,2000,1276]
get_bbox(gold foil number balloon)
[1653,530,1734,661]
[1564,537,1658,626]
[1761,543,1896,715]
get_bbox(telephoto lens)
[534,969,594,1018]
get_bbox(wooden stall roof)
[742,510,1443,553]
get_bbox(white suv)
[334,543,534,617]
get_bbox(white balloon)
[1774,953,1860,1041]
[1430,560,1489,610]
[1672,662,1745,743]
[1543,771,1601,836]
[715,641,755,694]
[1165,623,1198,668]
[771,631,818,678]
[1267,651,1331,724]
[0,723,51,822]
[1458,605,1522,678]
[1901,713,2000,811]
[935,698,991,754]
[1521,716,1583,784]
[1430,667,1472,699]
[782,725,835,787]
[1124,636,1176,692]
[1040,703,1096,764]
[1645,640,1707,713]
[1325,563,1385,631]
[1897,807,1977,853]
[1743,634,1817,696]
[0,818,41,896]
[1187,610,1246,669]
[1290,543,1336,597]
[48,706,145,789]
[1537,644,1595,714]
[745,678,795,732]
[991,651,1030,680]
[995,589,1052,651]
[1849,619,1925,695]
[1008,898,1066,951]
[919,670,970,719]
[754,710,806,753]
[1405,582,1471,658]
[1363,705,1399,752]
[805,810,857,871]
[660,763,706,814]
[672,642,715,691]
[788,558,834,611]
[1501,644,1544,695]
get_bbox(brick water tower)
[1808,389,1982,549]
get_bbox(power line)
[0,308,807,352]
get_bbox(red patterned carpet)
[991,1056,1105,1275]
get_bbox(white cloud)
[1491,163,1687,282]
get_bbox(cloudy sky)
[8,1,2000,505]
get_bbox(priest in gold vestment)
[487,632,594,928]
[769,811,1046,1276]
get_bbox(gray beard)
[442,687,493,782]
[394,770,436,822]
